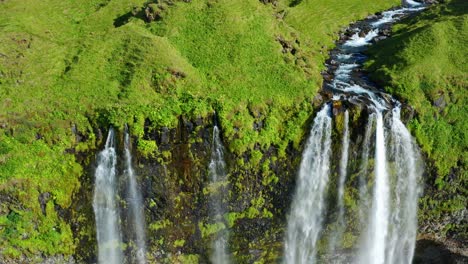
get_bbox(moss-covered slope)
[0,0,419,261]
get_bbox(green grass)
[365,0,467,238]
[0,0,404,258]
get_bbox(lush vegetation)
[0,0,419,260]
[365,0,467,239]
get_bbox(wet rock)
[332,101,344,116]
[194,117,204,126]
[38,192,51,215]
[312,94,324,107]
[160,127,170,144]
[373,36,388,43]
[183,118,194,134]
[253,120,263,131]
[322,72,333,82]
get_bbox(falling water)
[328,110,350,253]
[358,114,375,224]
[386,107,422,264]
[209,125,230,264]
[124,128,147,264]
[93,128,123,264]
[285,104,332,264]
[361,112,390,264]
[285,1,425,263]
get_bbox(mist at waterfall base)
[285,2,424,264]
[93,129,147,264]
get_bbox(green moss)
[137,139,158,158]
[174,239,186,247]
[175,254,199,264]
[0,0,411,259]
[199,222,225,239]
[149,219,171,231]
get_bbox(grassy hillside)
[0,0,401,260]
[365,0,467,240]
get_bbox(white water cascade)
[124,128,147,264]
[285,2,424,263]
[209,125,230,264]
[358,114,375,225]
[285,104,333,264]
[93,128,123,264]
[362,112,391,264]
[328,110,350,253]
[386,107,421,264]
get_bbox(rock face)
[413,239,468,264]
[71,115,303,263]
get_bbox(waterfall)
[386,107,422,264]
[358,114,375,225]
[209,125,230,264]
[357,109,422,264]
[124,128,147,264]
[328,110,350,253]
[361,112,390,264]
[285,2,425,263]
[285,104,332,264]
[93,128,123,264]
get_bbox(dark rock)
[414,239,468,264]
[253,120,263,131]
[183,118,194,134]
[313,94,324,108]
[433,96,446,109]
[38,192,51,215]
[276,35,293,54]
[160,127,170,144]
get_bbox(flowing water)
[124,128,147,264]
[362,112,391,264]
[328,110,350,253]
[285,104,333,263]
[93,128,123,264]
[358,114,375,226]
[285,1,424,263]
[209,125,230,264]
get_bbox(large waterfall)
[124,128,147,264]
[209,125,230,264]
[93,128,123,264]
[285,1,424,263]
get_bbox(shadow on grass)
[113,9,147,28]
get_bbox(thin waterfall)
[209,125,230,264]
[329,110,350,253]
[358,114,375,226]
[285,104,332,264]
[124,128,147,264]
[361,112,390,264]
[93,128,123,264]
